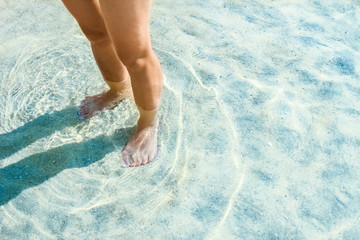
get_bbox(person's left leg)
[99,0,163,167]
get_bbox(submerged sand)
[1,0,360,239]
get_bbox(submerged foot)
[121,117,159,168]
[78,79,132,120]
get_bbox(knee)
[80,26,110,44]
[117,47,152,72]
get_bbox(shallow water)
[1,0,360,239]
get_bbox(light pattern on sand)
[1,0,360,239]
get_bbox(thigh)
[99,0,152,57]
[62,0,108,42]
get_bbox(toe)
[121,152,130,167]
[83,108,101,119]
[82,112,92,120]
[141,155,149,165]
[129,154,139,167]
[148,149,158,163]
[79,107,88,116]
[79,112,89,120]
[78,109,86,120]
[135,155,146,167]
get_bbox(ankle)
[105,77,131,94]
[137,105,159,129]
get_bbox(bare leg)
[99,0,163,167]
[62,0,132,119]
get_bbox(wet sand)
[1,0,360,239]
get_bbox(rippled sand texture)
[1,0,360,239]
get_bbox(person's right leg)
[62,0,132,119]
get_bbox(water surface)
[1,0,360,239]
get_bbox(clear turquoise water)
[1,0,360,239]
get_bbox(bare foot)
[121,115,159,168]
[78,79,132,120]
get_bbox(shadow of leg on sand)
[0,128,134,206]
[0,107,81,160]
[0,107,135,206]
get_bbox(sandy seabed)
[0,0,360,239]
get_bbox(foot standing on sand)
[62,0,163,167]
